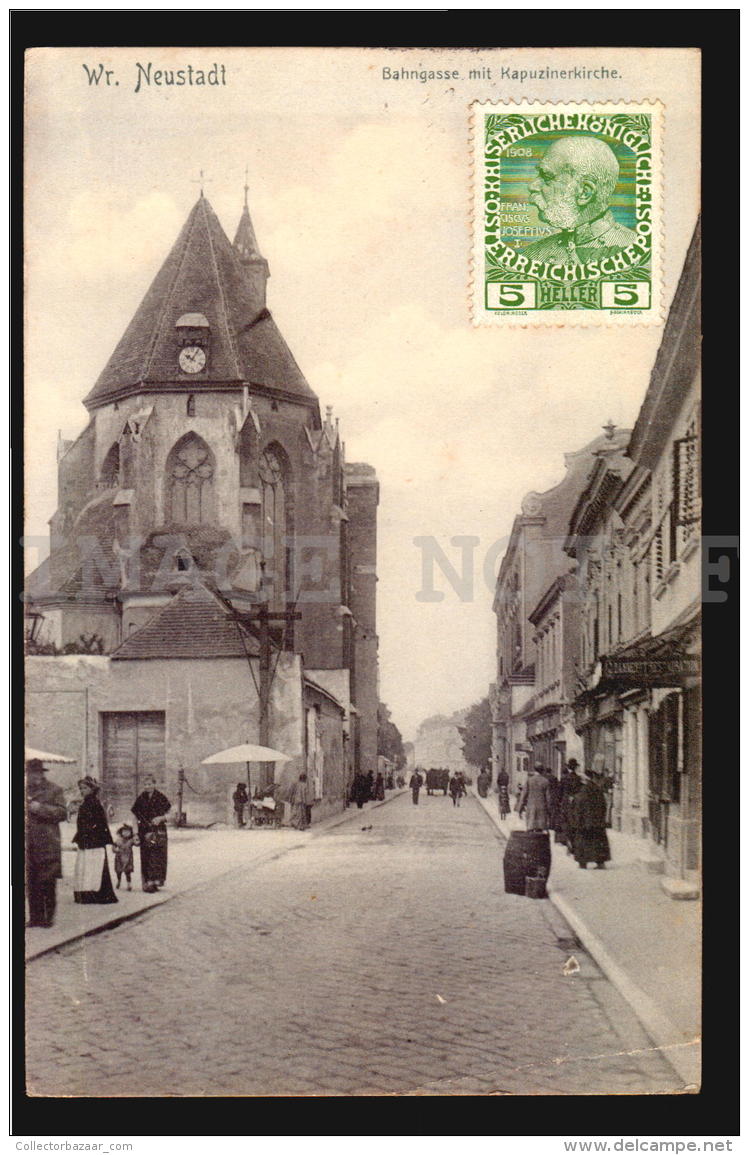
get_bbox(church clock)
[178,345,207,374]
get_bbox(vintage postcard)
[23,46,701,1100]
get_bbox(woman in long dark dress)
[132,775,171,893]
[574,770,611,869]
[72,777,118,905]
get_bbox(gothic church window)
[166,433,215,525]
[259,444,293,613]
[100,442,120,488]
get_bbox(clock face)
[179,345,206,374]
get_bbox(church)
[25,188,379,827]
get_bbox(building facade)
[491,435,619,795]
[25,190,379,824]
[566,222,701,889]
[412,712,473,776]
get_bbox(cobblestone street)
[26,792,681,1096]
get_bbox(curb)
[470,789,700,1090]
[26,789,408,963]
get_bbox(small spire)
[191,169,209,198]
[603,419,616,440]
[244,165,249,209]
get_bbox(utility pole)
[236,572,301,788]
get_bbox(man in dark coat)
[25,759,67,928]
[559,759,583,853]
[351,772,369,809]
[409,770,423,805]
[574,770,611,869]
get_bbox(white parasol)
[201,744,291,765]
[25,746,76,764]
[202,743,293,798]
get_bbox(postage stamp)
[471,101,664,326]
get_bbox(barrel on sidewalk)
[503,830,551,898]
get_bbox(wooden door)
[102,711,165,813]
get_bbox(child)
[113,823,137,890]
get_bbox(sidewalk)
[472,789,701,1088]
[25,791,406,963]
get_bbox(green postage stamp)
[471,101,664,325]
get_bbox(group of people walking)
[25,758,173,928]
[512,759,611,869]
[408,769,467,807]
[350,768,392,809]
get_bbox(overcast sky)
[24,46,699,739]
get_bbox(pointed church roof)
[111,584,260,661]
[233,199,263,263]
[84,195,317,410]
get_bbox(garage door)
[101,711,165,812]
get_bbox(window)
[186,395,196,416]
[166,433,214,525]
[100,442,120,488]
[673,425,700,552]
[242,503,261,550]
[592,596,600,660]
[260,445,292,612]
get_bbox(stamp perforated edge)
[468,99,665,328]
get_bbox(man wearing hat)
[559,758,583,854]
[25,759,67,927]
[518,764,551,832]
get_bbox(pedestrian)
[289,772,312,830]
[232,782,248,828]
[72,776,118,905]
[113,823,137,890]
[409,769,423,805]
[386,773,394,790]
[25,758,67,928]
[574,770,611,869]
[544,769,563,840]
[476,766,491,798]
[351,772,370,809]
[518,764,551,832]
[449,772,466,807]
[365,770,375,801]
[496,768,510,820]
[373,772,385,801]
[132,775,171,893]
[602,768,615,827]
[559,759,583,852]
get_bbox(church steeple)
[232,171,270,311]
[233,168,264,264]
